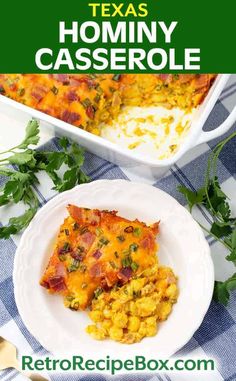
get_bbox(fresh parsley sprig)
[0,120,89,239]
[178,131,236,305]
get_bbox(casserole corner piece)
[40,205,160,311]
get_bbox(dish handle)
[195,105,236,146]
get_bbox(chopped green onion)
[129,243,139,252]
[79,226,89,235]
[133,290,141,298]
[81,98,92,108]
[131,262,139,271]
[60,242,71,253]
[117,235,125,242]
[79,263,87,272]
[67,259,80,272]
[94,287,103,299]
[58,254,66,262]
[109,261,117,269]
[113,74,121,81]
[99,237,110,246]
[73,222,79,231]
[95,227,103,236]
[133,227,142,237]
[94,94,101,103]
[18,88,25,96]
[122,256,132,268]
[51,86,58,95]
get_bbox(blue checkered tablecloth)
[0,76,236,381]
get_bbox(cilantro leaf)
[8,151,35,166]
[113,74,121,81]
[70,143,85,167]
[0,194,10,206]
[178,185,205,211]
[178,131,236,306]
[214,273,236,305]
[0,208,37,239]
[0,168,15,176]
[45,152,67,171]
[231,229,236,249]
[3,172,32,203]
[58,137,70,150]
[0,120,89,240]
[214,281,230,305]
[226,248,236,262]
[54,166,88,193]
[206,179,231,221]
[46,170,61,187]
[17,120,40,149]
[210,222,232,239]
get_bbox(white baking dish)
[0,74,235,177]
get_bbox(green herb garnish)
[60,242,71,253]
[81,98,92,108]
[173,74,179,80]
[94,94,101,103]
[58,254,66,262]
[117,235,125,242]
[113,74,121,81]
[79,263,87,272]
[122,255,132,268]
[18,88,25,97]
[131,262,139,271]
[109,261,118,269]
[95,227,103,236]
[133,227,142,237]
[73,222,79,231]
[114,251,119,258]
[67,259,80,272]
[94,287,103,299]
[178,131,236,305]
[99,237,110,246]
[0,120,89,239]
[129,243,139,252]
[79,226,89,235]
[51,86,58,95]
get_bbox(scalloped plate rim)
[13,179,214,358]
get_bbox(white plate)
[13,180,214,358]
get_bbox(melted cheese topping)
[40,206,159,310]
[0,74,216,159]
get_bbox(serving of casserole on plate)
[40,204,178,344]
[13,180,214,357]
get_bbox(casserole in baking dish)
[0,74,216,134]
[0,74,235,176]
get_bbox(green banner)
[0,0,235,73]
